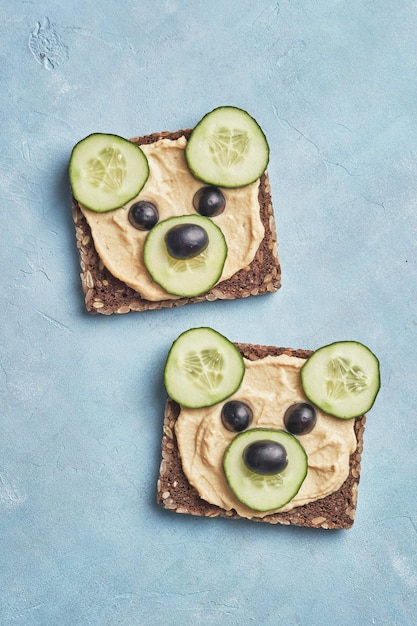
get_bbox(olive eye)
[283,403,317,435]
[128,201,159,230]
[221,401,253,432]
[192,186,226,217]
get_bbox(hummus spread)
[175,353,357,518]
[79,136,265,301]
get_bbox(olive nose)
[164,223,209,259]
[243,439,288,475]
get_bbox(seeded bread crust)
[72,129,281,315]
[157,343,366,529]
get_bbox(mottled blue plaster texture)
[1,1,416,625]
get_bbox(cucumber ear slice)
[301,341,380,419]
[164,327,245,408]
[69,133,149,212]
[185,106,269,188]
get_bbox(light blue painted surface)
[1,2,416,624]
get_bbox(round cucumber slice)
[69,133,149,212]
[164,327,245,408]
[185,106,269,188]
[143,215,227,297]
[223,429,307,512]
[301,341,380,419]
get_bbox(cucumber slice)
[223,429,307,512]
[143,215,227,297]
[185,106,269,188]
[69,133,149,212]
[164,327,245,408]
[301,341,380,419]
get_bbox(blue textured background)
[1,2,416,624]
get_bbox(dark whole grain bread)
[157,343,366,530]
[72,129,281,315]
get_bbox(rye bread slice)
[72,129,281,315]
[157,343,366,530]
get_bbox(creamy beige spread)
[175,354,357,518]
[80,136,265,301]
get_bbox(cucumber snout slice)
[301,341,380,419]
[144,215,227,297]
[223,429,307,512]
[69,133,149,212]
[164,327,245,408]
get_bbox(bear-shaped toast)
[70,107,281,314]
[158,328,380,529]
